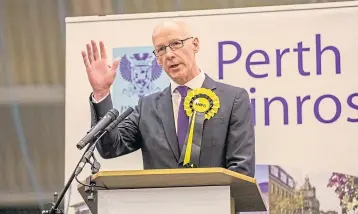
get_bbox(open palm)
[82,40,119,99]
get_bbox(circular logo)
[192,97,211,113]
[184,88,220,120]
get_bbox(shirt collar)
[170,70,206,94]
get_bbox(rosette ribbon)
[179,88,220,168]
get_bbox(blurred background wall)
[0,0,353,213]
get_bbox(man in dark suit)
[81,20,255,177]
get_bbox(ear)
[192,37,199,53]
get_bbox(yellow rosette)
[184,88,220,120]
[179,88,220,167]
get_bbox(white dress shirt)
[170,71,206,133]
[92,70,206,133]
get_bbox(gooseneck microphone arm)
[42,107,134,214]
[42,131,107,214]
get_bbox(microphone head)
[108,108,120,117]
[76,141,84,149]
[76,108,120,150]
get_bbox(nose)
[164,48,175,60]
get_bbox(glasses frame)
[153,37,193,57]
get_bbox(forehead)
[152,24,186,47]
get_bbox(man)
[81,20,255,177]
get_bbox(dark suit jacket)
[90,74,255,177]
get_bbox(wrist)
[93,90,109,101]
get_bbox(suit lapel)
[177,74,218,165]
[157,87,180,160]
[157,75,218,163]
[199,75,217,157]
[201,74,217,91]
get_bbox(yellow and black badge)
[180,88,220,167]
[183,88,220,120]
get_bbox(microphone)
[75,107,134,175]
[76,108,119,150]
[43,108,134,214]
[105,107,134,133]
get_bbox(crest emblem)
[119,52,162,98]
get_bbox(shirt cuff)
[92,93,109,103]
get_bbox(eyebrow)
[155,38,184,48]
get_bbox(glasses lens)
[170,41,183,49]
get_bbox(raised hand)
[82,40,119,101]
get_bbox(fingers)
[83,41,110,70]
[91,40,100,61]
[81,51,90,68]
[100,41,107,59]
[84,40,104,64]
[111,58,120,72]
[86,44,94,63]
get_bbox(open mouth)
[169,64,180,69]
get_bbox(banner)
[65,2,358,213]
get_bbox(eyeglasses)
[153,37,193,57]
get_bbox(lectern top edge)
[91,167,256,183]
[77,167,266,213]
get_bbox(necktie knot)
[176,86,189,98]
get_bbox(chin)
[172,70,185,78]
[168,67,189,82]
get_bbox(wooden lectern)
[77,167,267,214]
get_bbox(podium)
[77,167,267,214]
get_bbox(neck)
[176,66,200,85]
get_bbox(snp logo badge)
[112,46,170,113]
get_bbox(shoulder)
[210,79,252,124]
[211,78,249,100]
[216,81,247,94]
[203,74,251,114]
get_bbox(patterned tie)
[176,86,189,150]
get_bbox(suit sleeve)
[225,88,255,177]
[89,93,142,159]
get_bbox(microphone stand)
[42,131,107,214]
